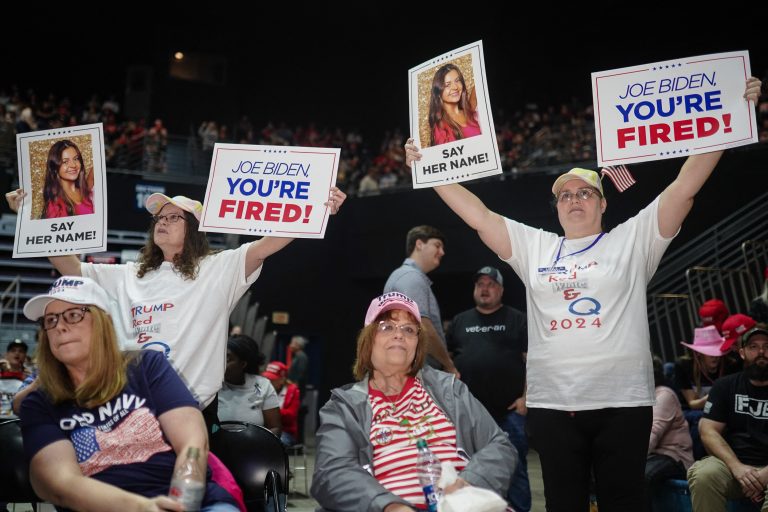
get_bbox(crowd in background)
[1,77,767,197]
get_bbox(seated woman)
[218,335,282,436]
[311,292,515,512]
[675,325,729,460]
[19,277,239,512]
[646,356,693,507]
[262,361,301,447]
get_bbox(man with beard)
[447,266,529,512]
[688,324,768,510]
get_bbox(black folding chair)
[0,418,41,509]
[211,421,288,512]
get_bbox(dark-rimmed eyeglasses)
[40,307,91,330]
[557,188,601,203]
[377,320,420,338]
[152,213,186,224]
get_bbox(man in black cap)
[447,266,529,511]
[688,324,768,510]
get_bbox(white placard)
[592,51,757,166]
[409,40,502,188]
[14,124,108,258]
[199,144,339,239]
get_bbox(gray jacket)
[311,366,517,511]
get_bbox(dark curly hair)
[136,211,211,280]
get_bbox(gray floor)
[286,441,546,512]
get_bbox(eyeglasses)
[377,320,420,338]
[557,188,601,203]
[41,306,90,330]
[152,213,186,224]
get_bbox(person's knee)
[688,457,725,490]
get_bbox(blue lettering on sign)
[568,297,601,316]
[142,342,171,358]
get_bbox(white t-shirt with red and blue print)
[502,196,674,410]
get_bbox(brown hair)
[37,307,132,408]
[352,310,426,380]
[405,225,444,257]
[136,211,212,280]
[41,140,92,219]
[691,352,724,396]
[428,63,478,146]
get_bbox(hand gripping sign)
[200,144,339,238]
[408,40,502,188]
[13,123,108,258]
[592,51,757,166]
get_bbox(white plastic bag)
[437,461,509,512]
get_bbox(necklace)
[370,378,404,415]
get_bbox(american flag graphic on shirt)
[71,407,172,476]
[369,378,466,508]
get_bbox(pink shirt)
[44,193,94,218]
[432,113,481,145]
[650,386,694,470]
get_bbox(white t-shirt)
[218,374,280,425]
[502,196,673,410]
[81,243,261,407]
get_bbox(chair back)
[0,418,40,503]
[211,421,288,512]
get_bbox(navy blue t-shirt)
[20,350,235,508]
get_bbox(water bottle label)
[422,483,439,512]
[170,479,205,511]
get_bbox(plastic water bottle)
[416,438,442,512]
[169,447,205,511]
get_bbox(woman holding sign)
[428,63,481,146]
[405,77,761,512]
[6,187,346,433]
[41,139,94,218]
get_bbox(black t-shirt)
[704,372,768,466]
[447,306,527,420]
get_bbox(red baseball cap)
[720,314,757,353]
[262,361,288,380]
[699,299,729,332]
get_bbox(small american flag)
[600,165,636,192]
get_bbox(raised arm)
[658,77,762,238]
[6,189,84,276]
[30,440,183,512]
[243,186,347,275]
[49,255,83,276]
[404,140,512,259]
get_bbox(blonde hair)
[37,307,131,408]
[352,310,426,381]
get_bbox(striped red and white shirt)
[369,377,467,508]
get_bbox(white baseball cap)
[24,276,112,321]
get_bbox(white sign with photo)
[14,123,108,258]
[408,40,502,188]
